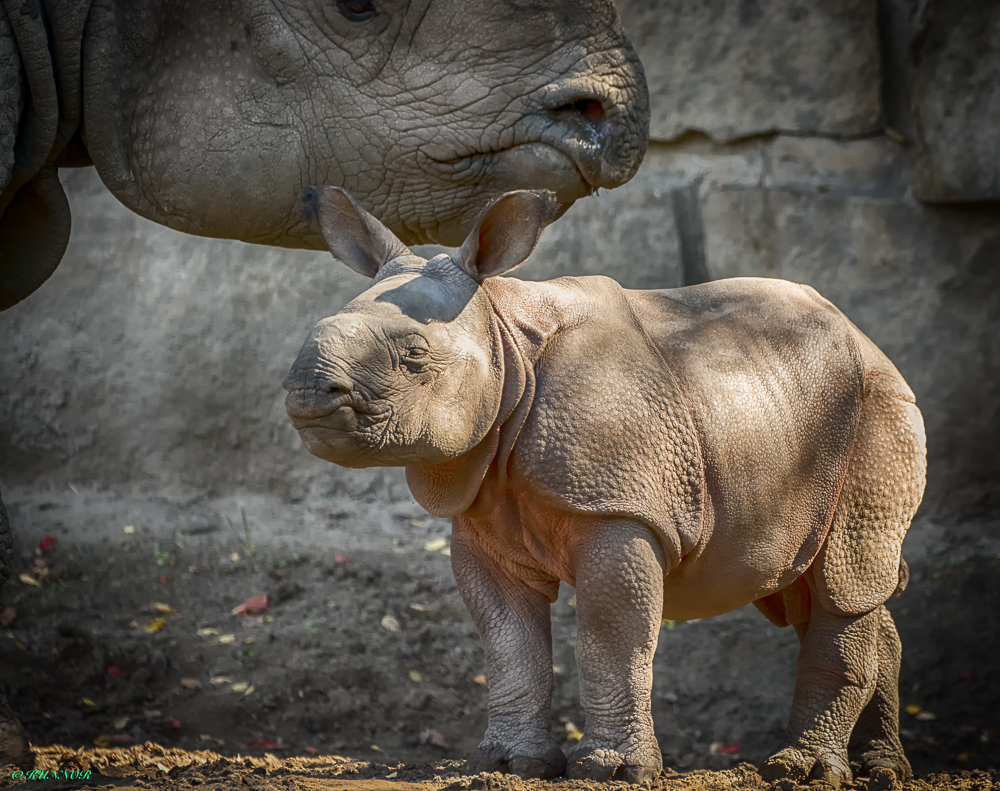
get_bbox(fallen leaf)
[231,682,249,693]
[381,615,400,632]
[566,730,583,742]
[144,618,166,634]
[169,717,182,729]
[82,698,96,707]
[265,615,274,623]
[180,678,199,690]
[230,552,241,563]
[0,608,16,626]
[19,573,40,587]
[148,603,175,615]
[248,737,278,750]
[109,733,134,747]
[423,537,448,552]
[38,536,57,553]
[123,525,135,535]
[386,771,398,779]
[197,627,219,637]
[244,685,255,696]
[126,620,138,631]
[419,729,448,748]
[905,704,922,717]
[244,636,255,645]
[304,746,318,755]
[14,641,23,650]
[473,674,488,686]
[159,575,173,585]
[335,553,348,564]
[106,665,124,679]
[711,743,741,755]
[915,711,938,722]
[93,735,110,748]
[210,676,233,685]
[439,546,451,556]
[114,716,129,730]
[409,603,430,613]
[144,709,162,720]
[370,744,382,753]
[232,593,268,616]
[408,670,422,683]
[218,633,236,645]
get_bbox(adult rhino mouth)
[423,83,645,246]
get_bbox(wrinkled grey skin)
[0,0,648,310]
[286,188,927,786]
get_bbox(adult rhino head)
[0,0,649,309]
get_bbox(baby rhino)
[284,188,926,787]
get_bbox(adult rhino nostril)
[548,97,609,135]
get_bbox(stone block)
[703,187,1000,515]
[616,0,882,142]
[913,1,1000,201]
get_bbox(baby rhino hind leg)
[568,518,665,785]
[764,390,925,786]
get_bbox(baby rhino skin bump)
[285,187,927,786]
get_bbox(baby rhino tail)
[894,557,909,597]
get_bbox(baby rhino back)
[517,277,897,619]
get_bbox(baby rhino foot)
[566,733,661,786]
[465,733,566,780]
[761,745,852,788]
[851,741,912,783]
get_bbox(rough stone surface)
[616,0,883,142]
[913,0,1000,202]
[703,187,1000,517]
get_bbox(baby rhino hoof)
[761,746,852,788]
[567,741,661,786]
[465,740,566,780]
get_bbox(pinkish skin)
[285,187,926,787]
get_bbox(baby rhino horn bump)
[458,190,560,283]
[302,186,413,279]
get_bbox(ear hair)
[458,190,560,283]
[302,186,412,278]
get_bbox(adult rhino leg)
[450,525,566,779]
[0,489,33,769]
[761,592,879,788]
[566,519,663,785]
[847,605,911,781]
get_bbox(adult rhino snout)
[540,75,649,191]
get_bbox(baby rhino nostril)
[323,377,353,395]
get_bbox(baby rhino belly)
[657,501,835,621]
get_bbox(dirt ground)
[0,495,996,790]
[0,745,997,791]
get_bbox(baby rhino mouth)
[284,387,359,431]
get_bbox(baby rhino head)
[284,187,558,468]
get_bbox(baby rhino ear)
[458,190,560,283]
[303,186,412,278]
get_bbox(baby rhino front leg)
[451,529,566,779]
[569,519,665,784]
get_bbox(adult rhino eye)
[336,0,375,21]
